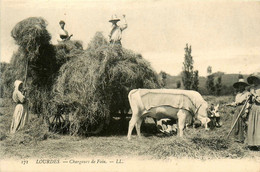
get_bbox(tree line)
[159,43,236,96]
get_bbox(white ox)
[127,89,210,140]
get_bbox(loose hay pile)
[50,32,162,135]
[139,135,246,159]
[55,40,84,67]
[11,17,51,56]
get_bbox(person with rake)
[226,78,250,143]
[10,80,29,134]
[108,14,127,46]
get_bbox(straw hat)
[109,14,120,22]
[247,72,260,85]
[233,78,249,89]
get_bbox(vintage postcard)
[0,0,260,171]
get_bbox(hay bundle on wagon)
[4,17,161,136]
[50,32,162,135]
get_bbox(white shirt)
[235,91,250,105]
[109,19,127,42]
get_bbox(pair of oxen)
[127,89,221,140]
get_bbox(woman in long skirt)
[247,73,260,147]
[226,78,250,143]
[10,80,28,134]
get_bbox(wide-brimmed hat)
[109,14,120,22]
[233,78,249,89]
[247,72,260,85]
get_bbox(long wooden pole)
[24,56,29,119]
[24,57,29,91]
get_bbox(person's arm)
[57,34,63,42]
[17,91,25,103]
[225,102,237,107]
[65,34,73,41]
[109,25,117,41]
[252,91,260,103]
[225,93,247,107]
[254,96,260,103]
[120,15,127,31]
[236,92,251,105]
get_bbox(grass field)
[0,96,259,161]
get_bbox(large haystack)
[50,32,162,135]
[55,40,84,67]
[4,17,161,136]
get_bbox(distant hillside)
[159,72,249,95]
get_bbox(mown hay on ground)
[139,132,246,159]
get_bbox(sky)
[1,0,260,76]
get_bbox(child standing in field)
[246,73,260,149]
[10,80,29,134]
[226,78,250,143]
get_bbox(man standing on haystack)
[108,14,127,46]
[58,20,73,42]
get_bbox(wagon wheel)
[49,114,70,133]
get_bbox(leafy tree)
[215,76,222,96]
[207,66,212,74]
[0,62,10,97]
[206,66,215,95]
[177,80,181,88]
[192,70,199,91]
[182,44,198,90]
[160,71,167,87]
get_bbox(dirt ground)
[0,96,260,172]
